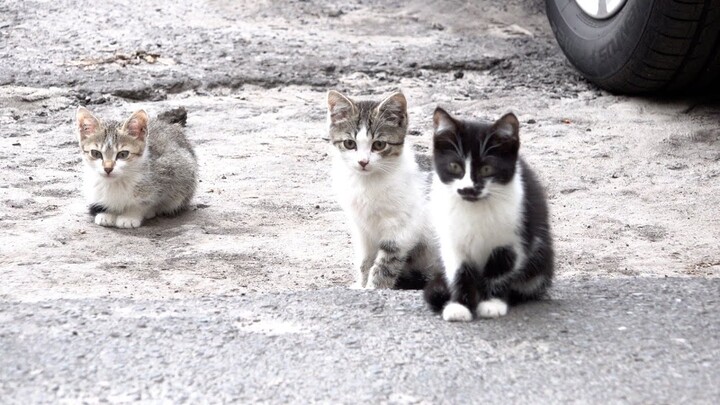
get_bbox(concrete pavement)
[2,278,718,403]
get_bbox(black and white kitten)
[424,108,554,322]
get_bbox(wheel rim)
[574,0,627,19]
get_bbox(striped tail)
[423,273,451,313]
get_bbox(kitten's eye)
[371,141,387,152]
[343,139,357,150]
[116,151,130,159]
[480,165,495,176]
[448,162,463,175]
[90,150,102,159]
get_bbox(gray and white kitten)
[326,90,441,289]
[75,107,198,228]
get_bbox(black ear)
[327,90,356,125]
[376,91,408,127]
[489,112,519,141]
[433,107,457,135]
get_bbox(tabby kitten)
[75,107,198,228]
[424,108,554,321]
[326,90,440,289]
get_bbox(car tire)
[546,0,720,94]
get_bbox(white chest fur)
[431,164,526,282]
[83,167,141,213]
[332,149,428,245]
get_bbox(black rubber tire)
[546,0,720,94]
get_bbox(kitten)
[75,107,198,228]
[326,90,440,289]
[424,108,554,321]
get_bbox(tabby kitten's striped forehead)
[76,107,148,150]
[76,107,149,177]
[327,90,408,159]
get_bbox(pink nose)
[358,160,369,168]
[104,167,113,174]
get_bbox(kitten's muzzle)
[457,187,480,201]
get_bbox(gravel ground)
[2,279,719,403]
[1,0,719,403]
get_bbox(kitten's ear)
[327,90,356,125]
[122,110,149,141]
[76,107,100,140]
[433,107,457,135]
[376,91,408,127]
[490,112,520,141]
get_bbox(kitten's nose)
[457,187,476,197]
[104,167,113,174]
[358,160,369,168]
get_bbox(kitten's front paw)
[94,213,116,227]
[115,215,143,229]
[350,281,365,290]
[367,271,395,289]
[477,298,508,318]
[442,302,473,322]
[365,278,393,290]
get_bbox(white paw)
[477,298,508,318]
[350,281,365,290]
[94,213,116,227]
[442,303,473,322]
[115,215,143,229]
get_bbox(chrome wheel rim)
[574,0,628,20]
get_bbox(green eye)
[371,141,387,152]
[90,150,102,159]
[448,162,463,175]
[343,139,357,150]
[116,151,130,159]
[480,165,495,176]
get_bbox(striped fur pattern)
[75,107,198,228]
[424,108,554,321]
[327,90,441,289]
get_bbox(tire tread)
[548,0,720,94]
[614,0,720,93]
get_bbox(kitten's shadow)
[111,204,210,240]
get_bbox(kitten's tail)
[394,270,429,290]
[89,203,107,216]
[508,277,553,306]
[423,273,451,313]
[157,107,188,127]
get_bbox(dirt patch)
[1,0,719,302]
